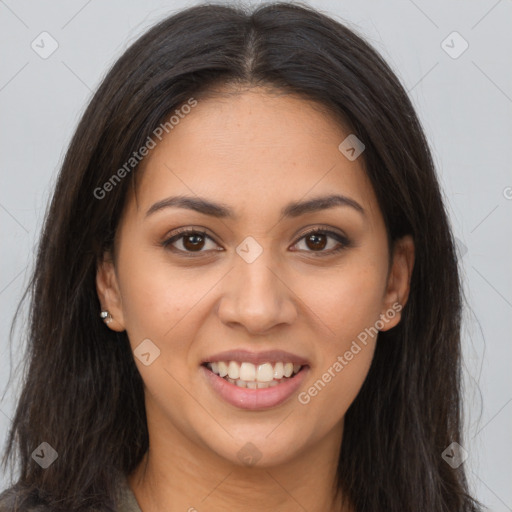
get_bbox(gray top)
[0,476,142,511]
[117,476,143,512]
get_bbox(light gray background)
[1,0,511,509]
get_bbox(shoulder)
[0,476,140,512]
[116,477,142,512]
[0,486,52,511]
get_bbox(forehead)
[130,87,380,225]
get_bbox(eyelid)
[163,225,215,241]
[294,224,349,242]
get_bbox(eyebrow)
[145,194,365,219]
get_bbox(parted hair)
[1,2,481,511]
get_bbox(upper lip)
[202,349,310,366]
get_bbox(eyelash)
[161,226,351,257]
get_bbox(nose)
[217,250,298,335]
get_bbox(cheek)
[115,245,228,385]
[296,258,387,341]
[296,293,379,431]
[298,343,376,434]
[116,242,203,338]
[292,258,384,424]
[115,253,206,413]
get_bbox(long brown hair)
[1,3,482,511]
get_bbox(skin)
[96,86,414,512]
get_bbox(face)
[97,87,414,468]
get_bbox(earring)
[100,310,113,324]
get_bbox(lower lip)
[201,365,309,410]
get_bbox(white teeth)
[257,363,274,382]
[239,362,256,381]
[227,361,240,379]
[206,360,303,387]
[217,361,228,377]
[273,362,284,379]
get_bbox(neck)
[128,416,349,512]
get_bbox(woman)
[0,2,482,511]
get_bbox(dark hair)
[1,2,482,511]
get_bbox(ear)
[96,252,126,332]
[379,235,415,331]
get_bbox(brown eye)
[292,228,350,255]
[162,229,220,254]
[305,232,328,251]
[182,233,206,251]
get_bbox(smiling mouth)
[203,361,305,389]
